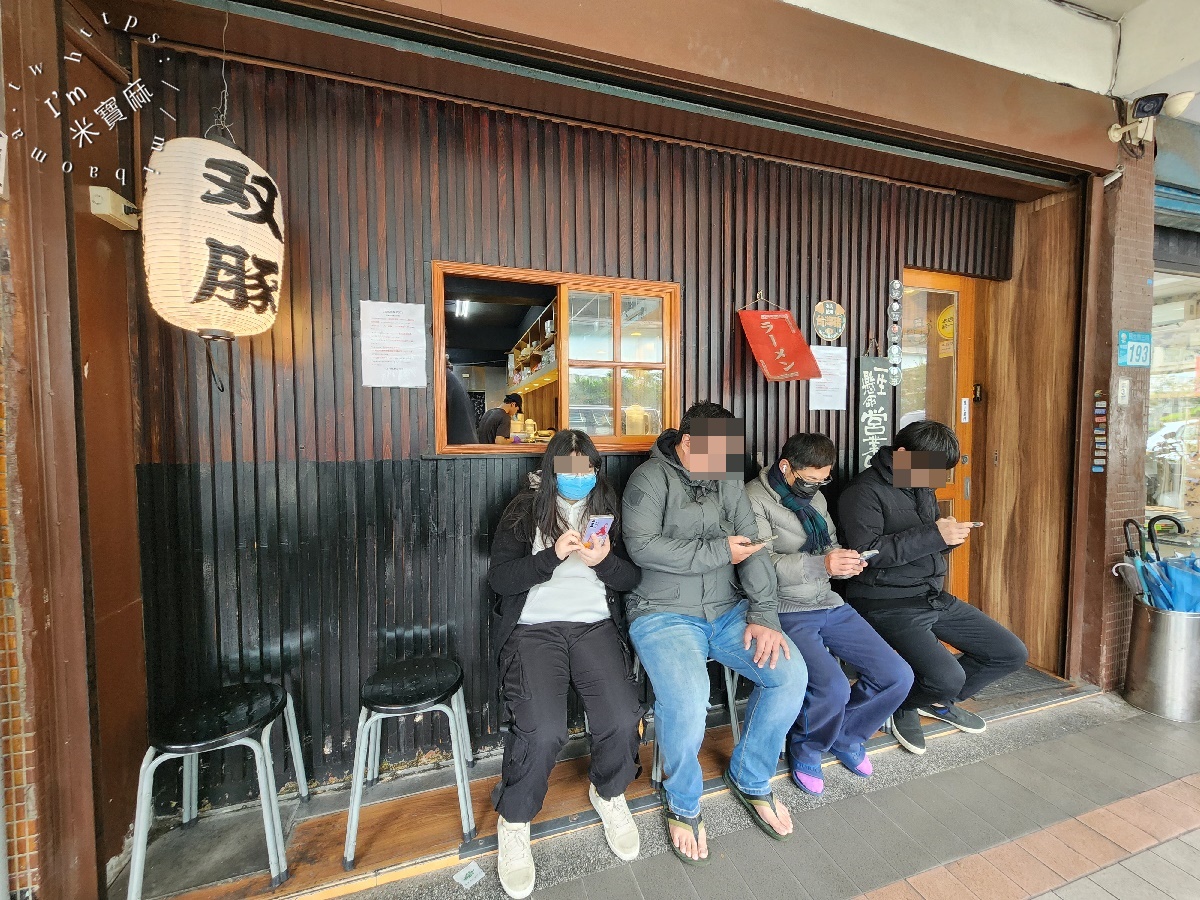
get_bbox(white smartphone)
[739,532,778,546]
[581,515,615,547]
[859,549,880,560]
[966,522,985,528]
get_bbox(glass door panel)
[902,270,975,602]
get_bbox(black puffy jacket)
[837,447,955,604]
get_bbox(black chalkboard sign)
[857,357,893,473]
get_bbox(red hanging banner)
[737,309,822,381]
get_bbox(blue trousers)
[630,600,808,817]
[778,604,913,776]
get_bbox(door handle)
[964,477,971,500]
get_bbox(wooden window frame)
[432,260,681,455]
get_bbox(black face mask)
[789,477,820,499]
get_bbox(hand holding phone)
[581,515,615,548]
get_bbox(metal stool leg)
[451,688,474,767]
[181,753,199,827]
[434,702,475,842]
[238,736,284,886]
[284,693,310,802]
[367,716,383,786]
[342,708,373,870]
[723,666,742,744]
[651,734,663,789]
[259,720,289,885]
[127,748,174,900]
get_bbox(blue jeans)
[629,600,808,817]
[778,604,914,776]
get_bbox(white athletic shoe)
[589,784,641,861]
[496,816,536,899]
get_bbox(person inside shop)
[444,355,479,444]
[746,432,913,795]
[479,394,523,445]
[487,429,644,900]
[621,401,807,865]
[837,420,1028,756]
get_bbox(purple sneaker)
[790,768,824,795]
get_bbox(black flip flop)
[660,791,710,866]
[722,770,791,842]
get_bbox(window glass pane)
[621,296,664,362]
[1147,271,1200,549]
[569,291,614,361]
[568,368,615,436]
[621,369,663,435]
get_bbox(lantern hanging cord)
[205,4,235,143]
[205,339,226,393]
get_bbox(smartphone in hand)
[859,549,880,560]
[581,515,615,548]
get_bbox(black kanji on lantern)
[201,157,282,241]
[193,237,279,313]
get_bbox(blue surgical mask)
[556,472,597,501]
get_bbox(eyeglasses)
[797,475,832,487]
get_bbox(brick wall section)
[0,208,39,897]
[1099,151,1156,690]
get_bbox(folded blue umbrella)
[1157,555,1200,613]
[1142,558,1175,610]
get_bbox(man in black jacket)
[838,420,1027,756]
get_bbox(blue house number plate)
[1117,330,1151,367]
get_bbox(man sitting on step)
[838,420,1028,756]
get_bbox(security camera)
[1108,93,1168,145]
[1108,91,1197,156]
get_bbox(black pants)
[855,592,1028,712]
[492,619,643,823]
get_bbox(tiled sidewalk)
[1034,830,1200,900]
[366,698,1200,900]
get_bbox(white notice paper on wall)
[360,301,427,387]
[809,346,849,411]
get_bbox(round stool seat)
[361,657,463,715]
[152,683,287,755]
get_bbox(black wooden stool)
[342,657,475,869]
[126,683,308,899]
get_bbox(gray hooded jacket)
[621,431,781,631]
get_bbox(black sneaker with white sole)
[917,703,986,734]
[888,708,926,755]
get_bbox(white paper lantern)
[142,137,285,339]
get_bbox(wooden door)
[63,22,150,867]
[899,269,977,601]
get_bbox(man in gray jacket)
[746,433,913,797]
[623,402,807,866]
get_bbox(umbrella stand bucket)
[1123,604,1200,722]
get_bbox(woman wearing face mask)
[745,433,913,796]
[487,429,644,899]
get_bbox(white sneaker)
[496,816,535,900]
[589,784,641,861]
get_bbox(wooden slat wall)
[133,47,1015,800]
[970,192,1081,673]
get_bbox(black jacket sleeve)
[487,498,565,597]
[838,481,949,568]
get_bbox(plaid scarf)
[766,462,832,554]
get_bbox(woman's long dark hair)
[501,429,620,545]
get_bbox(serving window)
[433,261,680,454]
